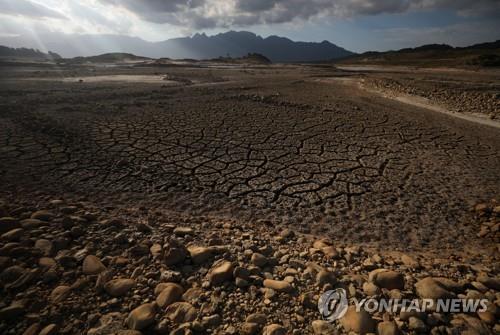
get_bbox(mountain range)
[0,31,353,62]
[0,46,61,60]
[339,40,500,67]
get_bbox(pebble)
[408,316,427,333]
[251,253,268,267]
[173,227,194,236]
[262,324,287,335]
[156,283,184,308]
[340,306,375,334]
[311,320,336,334]
[415,277,455,300]
[0,302,25,320]
[50,285,72,303]
[263,279,293,293]
[104,278,136,297]
[368,269,404,290]
[1,228,24,241]
[39,324,58,335]
[207,260,234,286]
[164,302,197,324]
[83,255,106,275]
[0,217,20,233]
[126,303,156,330]
[377,321,399,335]
[30,210,54,221]
[188,246,213,264]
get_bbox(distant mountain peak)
[0,30,355,61]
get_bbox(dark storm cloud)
[0,0,66,19]
[99,0,205,23]
[98,0,500,27]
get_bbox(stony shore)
[362,77,499,120]
[0,196,498,334]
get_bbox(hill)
[338,40,500,67]
[67,53,150,64]
[210,53,272,65]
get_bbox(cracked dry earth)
[1,65,498,250]
[0,64,499,334]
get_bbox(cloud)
[94,0,500,29]
[0,0,66,19]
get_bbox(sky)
[0,0,499,53]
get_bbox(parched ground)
[0,63,498,334]
[0,64,498,250]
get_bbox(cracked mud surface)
[1,64,499,251]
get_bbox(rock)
[35,239,54,256]
[251,253,268,267]
[156,283,184,308]
[453,314,490,334]
[432,277,463,293]
[0,302,24,320]
[246,313,267,325]
[401,254,420,268]
[1,228,24,241]
[476,300,497,325]
[136,222,152,233]
[263,279,293,293]
[0,217,20,234]
[22,323,41,335]
[38,323,57,335]
[70,226,85,237]
[126,303,156,330]
[39,324,58,335]
[477,274,500,290]
[377,321,399,335]
[236,277,250,288]
[0,265,26,283]
[363,282,381,296]
[83,255,106,275]
[241,322,260,335]
[300,292,317,309]
[30,210,54,221]
[165,302,197,324]
[316,270,337,287]
[207,260,234,286]
[173,227,194,236]
[340,306,375,334]
[202,314,222,328]
[415,277,456,300]
[368,269,404,290]
[399,310,426,322]
[87,312,126,335]
[262,324,287,335]
[234,266,251,280]
[163,240,188,266]
[104,278,136,297]
[38,257,56,269]
[60,206,78,214]
[408,317,427,333]
[150,244,162,258]
[182,287,203,303]
[313,239,332,249]
[50,285,72,303]
[20,219,46,229]
[321,246,339,259]
[188,246,213,265]
[312,320,336,334]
